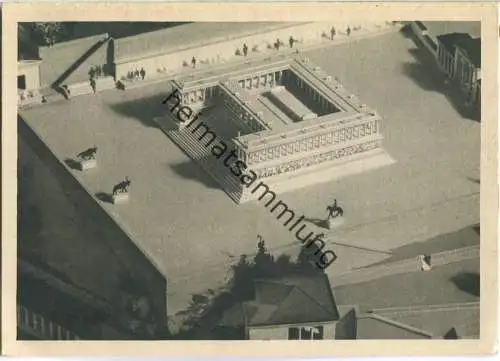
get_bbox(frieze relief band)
[251,140,381,179]
[246,119,379,165]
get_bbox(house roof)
[370,302,480,339]
[356,313,434,339]
[221,274,339,328]
[437,33,481,68]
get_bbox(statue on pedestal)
[113,176,131,195]
[77,145,98,161]
[325,199,344,229]
[112,176,131,204]
[76,145,98,170]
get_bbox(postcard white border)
[2,2,498,356]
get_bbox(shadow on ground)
[169,161,220,190]
[402,39,479,122]
[467,177,480,185]
[450,272,480,297]
[361,223,480,267]
[64,158,81,171]
[109,92,174,128]
[304,217,328,228]
[95,192,113,204]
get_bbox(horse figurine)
[112,176,131,195]
[77,145,98,161]
[326,200,343,220]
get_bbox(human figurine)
[134,69,140,79]
[330,26,336,40]
[289,36,294,48]
[346,26,351,36]
[140,67,146,80]
[191,56,197,68]
[243,43,248,57]
[90,78,96,93]
[275,39,281,51]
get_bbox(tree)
[175,238,325,339]
[31,22,67,46]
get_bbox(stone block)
[326,217,345,229]
[78,158,97,171]
[112,192,130,204]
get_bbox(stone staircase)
[154,114,244,203]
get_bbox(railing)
[369,302,480,314]
[17,304,80,340]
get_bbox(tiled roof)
[370,302,480,339]
[220,274,339,327]
[356,313,434,339]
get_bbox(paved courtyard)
[20,30,480,315]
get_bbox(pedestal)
[78,158,97,171]
[325,217,345,229]
[112,192,130,204]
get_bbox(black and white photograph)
[2,2,498,357]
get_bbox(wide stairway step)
[155,116,243,202]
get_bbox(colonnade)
[285,73,339,115]
[179,86,218,107]
[438,45,456,78]
[236,70,285,91]
[244,118,380,166]
[455,51,480,101]
[218,82,266,133]
[438,43,480,103]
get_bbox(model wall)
[114,23,331,80]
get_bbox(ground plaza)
[18,23,479,327]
